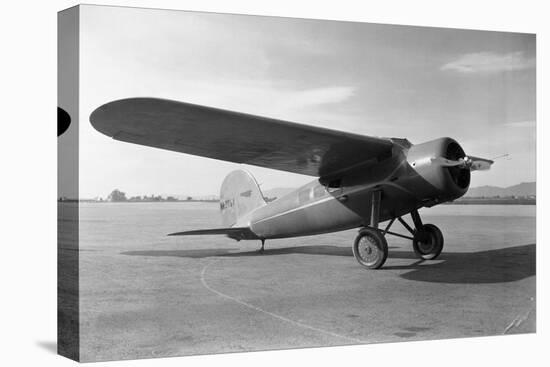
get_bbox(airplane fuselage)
[241,137,470,239]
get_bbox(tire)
[412,223,444,260]
[352,228,388,269]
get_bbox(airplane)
[90,97,494,269]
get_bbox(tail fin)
[220,170,266,227]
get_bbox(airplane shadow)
[121,243,535,284]
[387,243,535,284]
[122,245,353,259]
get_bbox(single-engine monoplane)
[91,98,494,269]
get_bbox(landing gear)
[353,228,388,269]
[408,209,444,260]
[353,193,445,269]
[412,224,444,260]
[259,239,265,253]
[353,190,388,269]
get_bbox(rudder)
[220,170,266,227]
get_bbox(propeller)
[431,155,494,171]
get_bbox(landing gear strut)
[352,190,444,269]
[353,190,388,269]
[259,239,265,253]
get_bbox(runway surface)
[73,203,535,362]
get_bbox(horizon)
[76,180,536,201]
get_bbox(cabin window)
[313,185,326,198]
[298,188,311,204]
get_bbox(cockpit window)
[313,185,326,198]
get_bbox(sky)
[77,5,536,199]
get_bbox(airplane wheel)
[353,228,388,269]
[413,224,444,260]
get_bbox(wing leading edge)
[90,98,395,178]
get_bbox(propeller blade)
[467,155,494,171]
[430,157,465,167]
[431,156,494,171]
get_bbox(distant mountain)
[261,182,536,200]
[465,182,535,197]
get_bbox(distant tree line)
[101,189,216,203]
[107,189,127,202]
[106,189,178,202]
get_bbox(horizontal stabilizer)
[168,227,259,241]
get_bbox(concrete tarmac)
[75,203,535,362]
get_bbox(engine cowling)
[406,137,470,203]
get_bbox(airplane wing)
[168,227,260,241]
[90,97,394,178]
